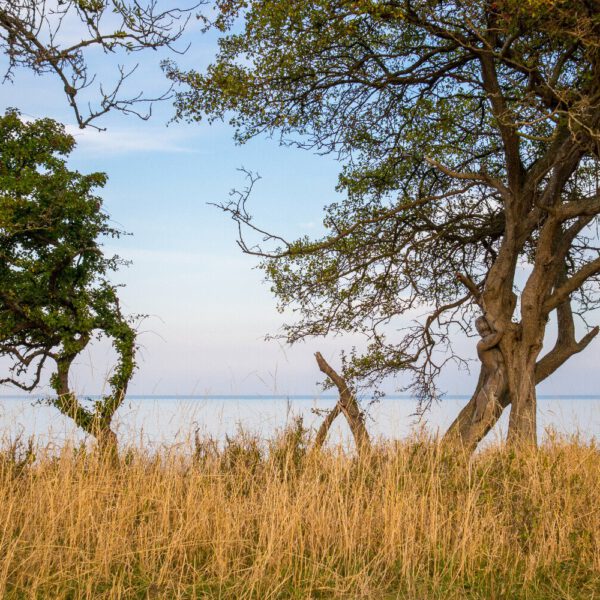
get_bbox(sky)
[0,5,597,398]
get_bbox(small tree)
[0,1,200,128]
[168,0,600,450]
[0,109,136,452]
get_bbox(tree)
[167,0,600,449]
[0,109,136,452]
[0,0,200,129]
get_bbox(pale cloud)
[65,124,199,156]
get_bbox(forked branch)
[314,352,370,454]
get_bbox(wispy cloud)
[65,124,200,156]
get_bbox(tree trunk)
[51,356,119,458]
[314,352,370,454]
[444,365,510,452]
[506,363,538,447]
[95,427,119,461]
[445,326,551,451]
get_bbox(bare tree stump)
[313,352,370,454]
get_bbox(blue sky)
[0,11,597,397]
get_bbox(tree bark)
[444,309,599,451]
[52,356,119,458]
[506,360,538,447]
[314,352,370,454]
[95,428,119,460]
[444,329,540,451]
[443,368,510,452]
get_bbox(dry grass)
[0,424,598,599]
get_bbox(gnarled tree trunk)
[444,294,599,451]
[443,368,510,452]
[51,355,119,458]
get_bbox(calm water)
[0,395,598,448]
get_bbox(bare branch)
[313,403,342,450]
[425,156,511,200]
[544,256,600,315]
[0,1,202,128]
[315,352,370,452]
[455,273,482,303]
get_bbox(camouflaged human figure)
[473,316,507,423]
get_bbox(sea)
[0,394,598,449]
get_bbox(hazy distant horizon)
[2,393,600,400]
[1,395,599,449]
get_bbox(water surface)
[0,394,598,448]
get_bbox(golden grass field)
[0,424,598,599]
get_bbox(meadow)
[0,424,598,599]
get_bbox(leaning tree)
[167,0,600,448]
[0,109,136,452]
[0,0,200,129]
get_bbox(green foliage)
[0,109,136,440]
[168,0,600,401]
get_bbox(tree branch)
[424,156,511,199]
[543,256,600,314]
[315,352,370,452]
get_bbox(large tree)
[0,109,136,451]
[168,0,600,448]
[0,0,200,128]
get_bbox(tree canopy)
[167,0,600,447]
[0,109,136,448]
[0,1,200,128]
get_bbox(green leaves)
[172,1,600,402]
[0,110,136,439]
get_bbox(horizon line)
[1,394,600,400]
